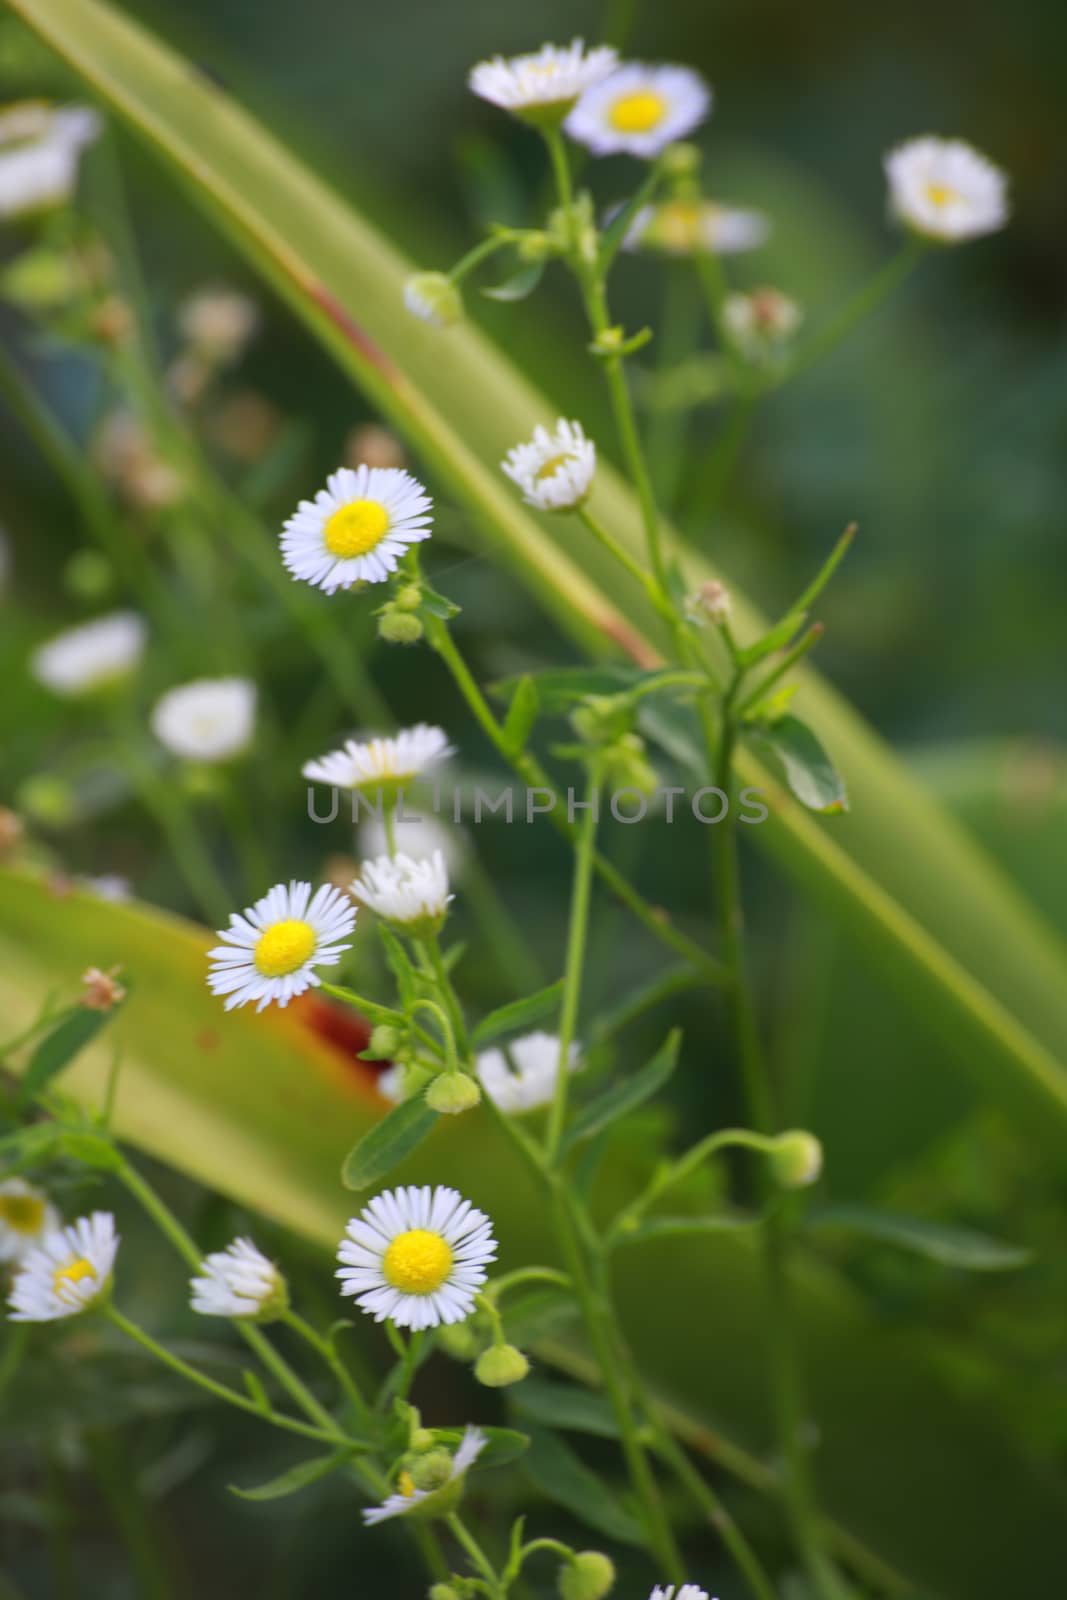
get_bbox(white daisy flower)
[190,1237,287,1319]
[177,286,259,363]
[469,40,618,121]
[362,1426,487,1524]
[31,611,146,697]
[8,1211,118,1322]
[565,64,711,159]
[337,1185,497,1330]
[884,136,1008,243]
[207,880,356,1012]
[623,198,769,256]
[0,102,101,220]
[303,724,453,792]
[151,677,256,763]
[281,465,432,594]
[476,1031,581,1114]
[351,850,452,934]
[0,1178,60,1264]
[649,1587,710,1600]
[501,419,596,512]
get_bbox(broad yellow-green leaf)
[9,0,1067,1157]
[1,867,1066,1597]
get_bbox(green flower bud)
[603,733,659,797]
[378,607,424,645]
[395,583,423,611]
[404,272,463,330]
[407,1448,454,1493]
[661,141,702,179]
[1,246,80,310]
[63,549,114,603]
[429,1586,461,1600]
[368,1023,402,1058]
[426,1071,482,1116]
[558,1552,616,1600]
[17,774,76,828]
[437,1321,480,1361]
[410,1427,436,1452]
[770,1130,824,1189]
[570,694,632,747]
[474,1343,530,1388]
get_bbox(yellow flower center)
[650,200,702,251]
[323,499,391,558]
[53,1257,97,1296]
[254,918,316,978]
[398,1470,417,1498]
[926,182,958,208]
[608,89,667,134]
[534,453,571,481]
[382,1228,453,1294]
[0,1194,45,1235]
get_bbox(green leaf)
[17,1005,117,1107]
[491,665,648,713]
[229,1448,353,1500]
[242,1370,271,1413]
[562,1030,680,1152]
[511,1378,619,1440]
[377,924,420,1011]
[523,1428,643,1545]
[738,610,805,667]
[434,1425,530,1471]
[807,1207,1032,1271]
[418,584,461,621]
[747,715,848,815]
[471,980,564,1049]
[500,674,541,758]
[481,258,544,301]
[341,1095,438,1191]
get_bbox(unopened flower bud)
[559,1551,616,1600]
[474,1343,530,1388]
[80,966,126,1012]
[63,549,114,602]
[404,272,463,329]
[603,733,659,797]
[407,1448,454,1493]
[723,287,802,357]
[368,1024,401,1058]
[686,578,733,627]
[17,775,76,829]
[395,583,423,611]
[426,1071,481,1116]
[771,1130,824,1189]
[429,1586,461,1600]
[661,141,701,179]
[378,607,424,645]
[570,694,631,747]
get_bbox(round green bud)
[603,733,659,797]
[378,608,424,645]
[558,1552,616,1600]
[1,247,79,310]
[771,1130,824,1189]
[368,1023,401,1058]
[410,1427,436,1452]
[661,141,702,179]
[395,583,423,611]
[407,1448,454,1493]
[426,1071,482,1116]
[405,271,463,329]
[429,1586,461,1600]
[474,1343,530,1389]
[570,694,631,747]
[63,549,114,602]
[437,1321,479,1361]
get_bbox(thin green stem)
[545,761,602,1163]
[576,503,674,620]
[447,1513,503,1598]
[282,1308,371,1427]
[425,935,469,1057]
[450,232,517,284]
[736,624,824,717]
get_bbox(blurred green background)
[2,0,1067,1595]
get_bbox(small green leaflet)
[471,979,564,1049]
[229,1447,354,1500]
[806,1206,1031,1271]
[17,990,128,1108]
[512,1378,619,1440]
[501,674,540,757]
[562,1029,680,1152]
[481,258,544,301]
[341,1096,438,1190]
[747,714,848,815]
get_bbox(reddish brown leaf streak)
[302,280,401,384]
[598,610,661,668]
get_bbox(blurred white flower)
[469,40,618,119]
[177,286,259,364]
[476,1031,581,1114]
[0,1179,60,1264]
[190,1237,286,1319]
[31,611,146,697]
[207,880,356,1011]
[337,1185,497,1330]
[351,849,452,933]
[565,64,711,159]
[151,677,256,763]
[648,1588,709,1600]
[0,102,100,220]
[359,810,465,877]
[304,724,453,790]
[281,466,433,593]
[722,287,802,355]
[77,874,133,903]
[403,272,462,328]
[8,1212,117,1322]
[502,418,596,512]
[623,198,769,256]
[884,136,1008,242]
